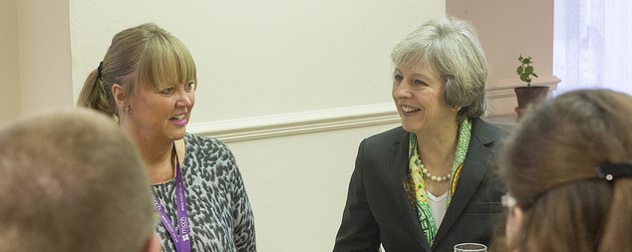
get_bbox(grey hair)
[391,16,489,122]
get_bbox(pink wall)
[448,0,555,88]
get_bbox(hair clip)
[97,61,104,80]
[596,161,632,181]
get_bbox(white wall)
[70,1,444,124]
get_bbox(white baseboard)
[188,75,560,143]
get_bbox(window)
[553,0,632,95]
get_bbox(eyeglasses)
[501,193,517,208]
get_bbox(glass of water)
[454,242,487,252]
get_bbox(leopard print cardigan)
[152,133,256,252]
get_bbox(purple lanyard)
[152,143,191,252]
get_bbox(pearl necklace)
[420,164,451,183]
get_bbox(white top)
[427,190,448,228]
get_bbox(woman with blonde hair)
[496,89,632,251]
[78,23,256,252]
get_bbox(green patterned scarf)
[404,119,472,245]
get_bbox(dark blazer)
[333,118,508,252]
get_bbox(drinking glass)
[454,242,487,252]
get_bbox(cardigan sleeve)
[223,145,257,252]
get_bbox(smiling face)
[392,61,457,135]
[122,81,196,143]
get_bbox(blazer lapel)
[386,129,433,250]
[433,119,494,244]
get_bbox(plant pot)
[514,86,550,117]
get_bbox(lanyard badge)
[152,143,191,252]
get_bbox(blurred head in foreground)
[0,108,160,252]
[497,89,632,252]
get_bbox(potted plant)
[514,55,549,117]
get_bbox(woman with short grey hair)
[334,16,507,251]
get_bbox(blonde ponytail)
[77,67,115,117]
